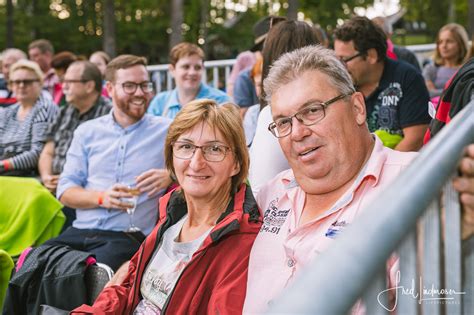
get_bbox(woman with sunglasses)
[73,99,261,314]
[0,60,58,176]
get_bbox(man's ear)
[105,80,113,96]
[366,48,379,64]
[85,81,95,94]
[351,92,367,125]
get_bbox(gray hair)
[264,45,356,106]
[1,48,27,61]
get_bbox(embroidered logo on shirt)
[325,220,348,239]
[260,198,290,234]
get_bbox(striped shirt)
[0,95,59,176]
[46,95,112,174]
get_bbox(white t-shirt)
[134,215,211,314]
[248,105,290,197]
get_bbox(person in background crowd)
[242,54,263,145]
[372,16,422,72]
[334,16,431,151]
[51,51,78,106]
[233,16,286,114]
[248,20,320,196]
[0,60,58,177]
[89,50,111,98]
[147,42,229,119]
[72,100,261,314]
[38,61,112,230]
[28,39,59,95]
[423,23,469,98]
[44,55,171,271]
[0,48,28,107]
[313,24,330,48]
[89,51,110,78]
[227,50,256,97]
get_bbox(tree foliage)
[0,0,467,63]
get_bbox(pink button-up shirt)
[244,137,418,314]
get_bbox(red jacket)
[72,183,261,314]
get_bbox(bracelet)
[2,160,11,171]
[98,192,104,206]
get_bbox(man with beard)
[45,55,172,271]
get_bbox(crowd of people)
[1,14,473,314]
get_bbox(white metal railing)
[146,44,436,93]
[147,59,236,93]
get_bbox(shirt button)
[287,258,295,268]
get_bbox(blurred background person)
[233,16,286,115]
[147,42,229,119]
[372,16,421,72]
[51,51,78,106]
[227,50,256,97]
[89,50,111,98]
[0,60,58,177]
[0,48,27,107]
[242,54,263,145]
[423,23,469,98]
[28,39,59,95]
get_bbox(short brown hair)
[28,39,54,54]
[169,42,205,66]
[105,54,147,83]
[164,99,249,195]
[51,51,77,71]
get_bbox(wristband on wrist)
[2,160,11,171]
[98,192,104,206]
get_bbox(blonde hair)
[9,59,44,85]
[434,23,469,66]
[164,99,249,195]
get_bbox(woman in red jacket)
[73,99,261,314]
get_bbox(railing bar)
[398,231,418,314]
[225,66,231,88]
[363,268,388,315]
[462,237,474,315]
[166,71,173,91]
[421,200,442,315]
[202,68,207,85]
[213,67,219,89]
[443,179,463,314]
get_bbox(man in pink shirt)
[243,45,455,313]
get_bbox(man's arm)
[38,141,59,192]
[395,124,429,152]
[60,184,132,211]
